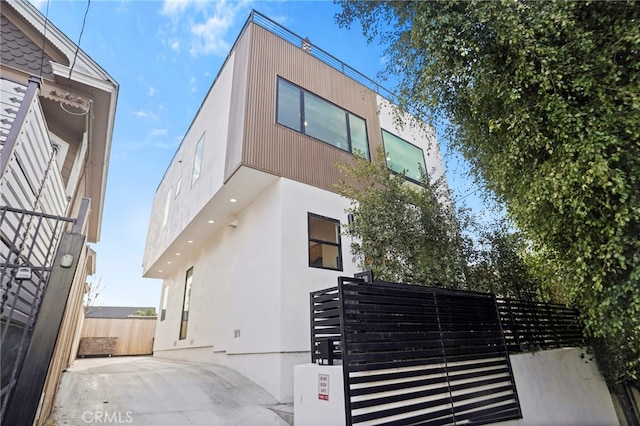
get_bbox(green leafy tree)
[134,308,157,317]
[335,147,467,288]
[335,147,542,301]
[465,222,541,301]
[336,0,639,384]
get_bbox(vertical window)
[382,130,426,182]
[162,189,172,228]
[161,286,169,321]
[276,77,369,156]
[179,267,193,340]
[175,178,182,199]
[308,213,343,271]
[191,134,204,186]
[277,79,302,131]
[348,113,369,159]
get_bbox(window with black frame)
[308,213,343,271]
[382,129,427,183]
[276,77,370,159]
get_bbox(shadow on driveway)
[46,356,289,425]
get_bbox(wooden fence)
[80,317,156,356]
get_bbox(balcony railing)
[245,10,397,102]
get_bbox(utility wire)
[38,0,50,77]
[67,0,91,86]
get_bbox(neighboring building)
[0,0,118,423]
[85,306,157,319]
[142,11,446,403]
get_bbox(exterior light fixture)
[60,254,74,268]
[230,198,237,203]
[176,253,181,256]
[188,240,194,244]
[208,220,215,224]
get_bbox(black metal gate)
[0,205,73,420]
[336,278,522,425]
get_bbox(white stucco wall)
[294,348,618,426]
[143,51,235,274]
[153,177,359,402]
[498,348,618,426]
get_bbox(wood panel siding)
[0,80,68,218]
[81,317,156,356]
[234,23,384,192]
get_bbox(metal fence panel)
[337,278,521,425]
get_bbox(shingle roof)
[0,14,54,79]
[85,306,156,319]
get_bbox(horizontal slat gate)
[496,299,583,353]
[310,286,341,363]
[338,279,521,425]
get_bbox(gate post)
[4,204,88,426]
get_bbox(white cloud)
[133,109,160,121]
[159,0,252,57]
[150,128,168,137]
[148,87,157,96]
[161,0,193,17]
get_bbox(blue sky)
[32,0,483,309]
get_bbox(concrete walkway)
[46,356,290,426]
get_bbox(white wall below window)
[152,177,360,402]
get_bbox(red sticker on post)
[318,374,329,400]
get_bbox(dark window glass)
[349,113,369,159]
[277,79,302,131]
[308,213,343,271]
[382,130,426,182]
[276,77,369,157]
[303,92,349,151]
[179,268,193,340]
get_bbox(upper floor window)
[382,130,426,183]
[308,213,343,271]
[175,178,182,199]
[162,188,172,228]
[191,133,204,186]
[277,78,370,159]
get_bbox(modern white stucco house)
[142,11,446,403]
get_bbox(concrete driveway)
[46,356,290,426]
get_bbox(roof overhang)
[143,166,279,279]
[5,0,119,243]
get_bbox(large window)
[382,130,427,183]
[308,213,343,271]
[179,267,193,340]
[277,78,370,159]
